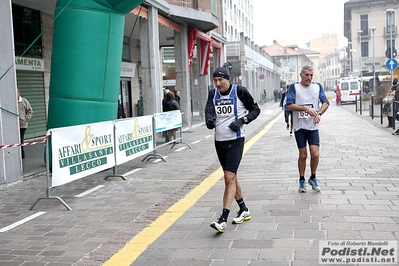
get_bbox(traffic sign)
[238,75,244,80]
[385,47,397,58]
[386,58,398,70]
[259,74,265,80]
[223,62,233,70]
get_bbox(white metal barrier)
[29,112,191,210]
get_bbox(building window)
[122,36,131,62]
[360,14,368,35]
[12,4,42,58]
[386,39,396,57]
[211,0,217,15]
[386,10,396,34]
[361,42,369,57]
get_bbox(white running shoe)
[210,220,227,233]
[232,209,251,224]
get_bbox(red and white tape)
[0,134,50,150]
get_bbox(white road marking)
[124,168,142,177]
[0,212,46,233]
[75,185,105,198]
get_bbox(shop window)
[119,81,132,118]
[12,4,42,58]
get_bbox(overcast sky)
[252,0,349,47]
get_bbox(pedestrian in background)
[162,91,181,142]
[274,89,279,102]
[382,86,395,128]
[205,67,260,233]
[174,89,181,107]
[286,66,330,193]
[391,79,399,135]
[335,85,342,105]
[18,89,33,159]
[280,84,293,136]
[262,88,267,104]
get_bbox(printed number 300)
[216,105,232,115]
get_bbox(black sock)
[220,208,230,222]
[310,174,316,180]
[236,198,248,212]
[299,176,305,181]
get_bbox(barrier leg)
[141,150,167,162]
[104,165,127,180]
[170,127,192,149]
[29,137,72,211]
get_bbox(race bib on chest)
[215,98,234,117]
[299,103,314,119]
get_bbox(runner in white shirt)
[286,66,330,193]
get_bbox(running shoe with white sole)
[210,219,227,233]
[308,178,320,192]
[298,180,307,193]
[232,209,251,224]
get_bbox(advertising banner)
[153,110,182,132]
[51,121,115,187]
[114,115,154,165]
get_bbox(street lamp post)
[371,27,377,96]
[387,8,395,84]
[358,29,363,96]
[348,41,352,75]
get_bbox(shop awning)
[188,28,222,75]
[359,75,398,82]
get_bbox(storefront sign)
[120,62,136,77]
[15,57,44,72]
[163,79,176,86]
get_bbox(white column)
[0,0,23,184]
[174,25,192,127]
[140,7,162,115]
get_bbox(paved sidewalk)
[1,97,398,266]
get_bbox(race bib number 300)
[215,98,234,117]
[299,103,314,119]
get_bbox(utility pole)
[371,27,377,96]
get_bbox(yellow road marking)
[102,113,282,266]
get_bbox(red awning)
[188,28,222,74]
[188,28,197,67]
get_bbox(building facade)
[344,0,398,92]
[262,41,318,86]
[1,0,281,184]
[1,0,222,184]
[222,0,280,103]
[321,47,346,91]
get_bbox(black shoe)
[392,132,399,135]
[386,125,393,128]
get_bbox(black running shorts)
[214,137,245,173]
